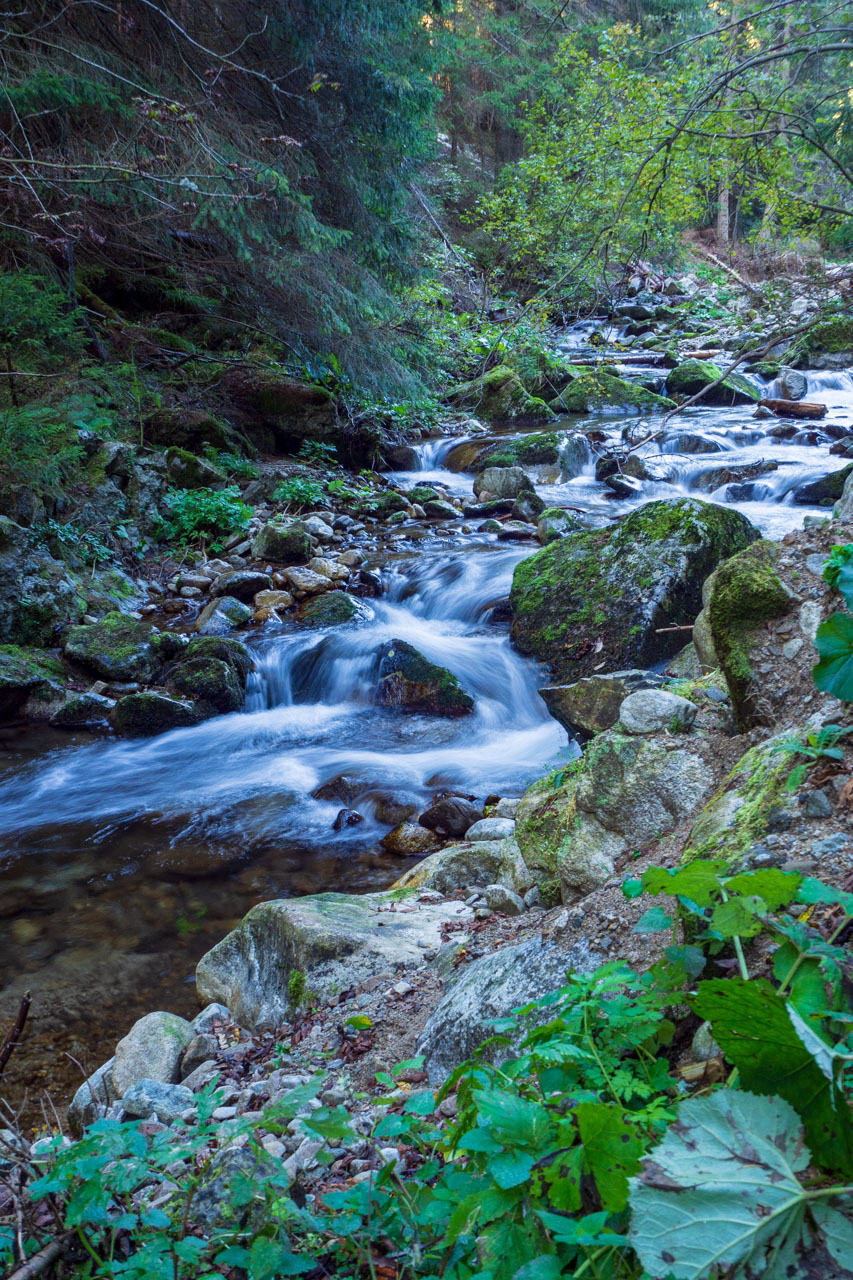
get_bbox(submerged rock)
[375,639,474,717]
[63,611,159,682]
[195,891,474,1028]
[417,937,602,1082]
[510,498,758,683]
[540,670,663,737]
[114,690,205,736]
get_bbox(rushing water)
[1,333,851,1116]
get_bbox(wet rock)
[510,498,758,683]
[63,612,159,682]
[251,520,314,565]
[604,472,642,498]
[370,793,420,825]
[537,508,586,545]
[50,691,115,730]
[407,485,441,505]
[417,937,601,1082]
[122,1079,194,1124]
[168,656,244,714]
[180,1034,219,1079]
[305,557,348,582]
[333,808,364,830]
[165,448,227,490]
[516,731,709,901]
[422,499,460,520]
[793,463,853,507]
[778,367,808,400]
[837,468,853,522]
[540,670,663,737]
[375,640,474,717]
[313,774,366,805]
[419,795,482,836]
[484,884,525,916]
[68,1057,117,1136]
[448,364,554,423]
[693,458,778,493]
[300,590,369,626]
[282,566,334,598]
[302,515,335,542]
[552,373,675,414]
[392,837,531,895]
[196,891,473,1028]
[212,569,272,601]
[253,589,294,621]
[618,689,698,734]
[184,636,252,683]
[473,467,534,500]
[465,817,516,841]
[380,822,443,857]
[383,444,419,470]
[668,433,724,454]
[665,359,759,406]
[114,691,205,737]
[194,596,253,635]
[112,1011,194,1097]
[708,540,798,729]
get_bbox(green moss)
[63,611,158,681]
[708,541,793,728]
[665,359,759,405]
[449,365,554,423]
[407,486,440,504]
[168,656,243,712]
[552,372,675,414]
[789,314,853,364]
[377,639,474,717]
[473,432,562,472]
[142,326,196,354]
[684,740,790,864]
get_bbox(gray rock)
[493,797,521,819]
[63,612,159,682]
[417,937,602,1082]
[67,1057,116,1137]
[113,691,204,737]
[618,689,698,735]
[49,691,115,730]
[691,1021,721,1063]
[252,520,314,564]
[540,670,664,737]
[380,822,443,857]
[180,1034,219,1080]
[112,1011,194,1097]
[121,1079,195,1124]
[193,1148,289,1229]
[419,795,482,836]
[212,569,272,601]
[182,1061,220,1092]
[802,789,834,819]
[473,467,534,500]
[484,884,525,915]
[392,838,532,896]
[778,367,807,401]
[192,1002,232,1033]
[194,596,252,636]
[465,817,516,841]
[196,891,474,1029]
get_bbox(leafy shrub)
[272,476,325,510]
[36,518,113,566]
[0,395,113,498]
[163,486,251,549]
[0,271,85,373]
[297,440,339,466]
[813,547,853,700]
[202,446,259,479]
[771,724,853,791]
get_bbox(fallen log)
[759,397,828,420]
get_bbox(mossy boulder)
[473,467,534,500]
[251,520,313,564]
[537,508,586,545]
[684,737,792,863]
[223,367,337,440]
[299,591,371,627]
[471,432,588,480]
[113,691,205,737]
[448,365,556,424]
[0,644,66,715]
[516,730,710,902]
[183,635,252,681]
[540,670,663,737]
[364,490,409,518]
[165,448,227,491]
[787,314,853,370]
[168,657,244,714]
[49,691,115,729]
[392,838,533,895]
[665,360,760,406]
[195,891,474,1029]
[63,612,159,682]
[194,597,253,636]
[510,498,759,683]
[143,408,244,454]
[551,373,675,414]
[407,486,440,505]
[375,639,474,717]
[708,540,798,729]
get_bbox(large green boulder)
[787,314,853,370]
[113,691,205,736]
[516,730,710,902]
[165,448,227,490]
[448,364,555,424]
[665,359,760,406]
[708,540,797,729]
[471,432,588,481]
[299,591,371,627]
[223,368,337,440]
[684,737,792,863]
[375,639,474,717]
[0,644,65,715]
[63,612,159,682]
[552,372,675,414]
[510,498,759,683]
[183,635,253,682]
[168,657,243,714]
[251,519,313,564]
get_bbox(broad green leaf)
[403,1089,437,1115]
[491,1151,536,1190]
[474,1088,551,1148]
[512,1256,562,1280]
[622,878,643,899]
[798,877,853,915]
[709,895,765,939]
[640,860,728,907]
[813,1200,853,1267]
[725,869,802,910]
[694,978,853,1173]
[629,1091,814,1280]
[663,945,706,979]
[632,906,673,933]
[813,612,853,701]
[542,1145,583,1211]
[836,559,853,610]
[576,1102,643,1211]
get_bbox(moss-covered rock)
[165,448,227,490]
[168,657,243,714]
[375,639,474,717]
[473,467,533,500]
[406,486,440,505]
[49,690,115,729]
[471,432,589,479]
[787,314,853,370]
[251,520,313,564]
[792,462,853,507]
[448,365,556,423]
[0,644,66,715]
[551,372,676,414]
[516,730,710,902]
[63,612,159,682]
[510,498,759,682]
[364,490,409,518]
[540,670,662,737]
[143,407,244,454]
[391,838,532,895]
[708,540,797,729]
[194,596,253,636]
[684,737,792,863]
[299,591,371,627]
[665,359,760,406]
[537,508,586,545]
[113,691,205,737]
[223,367,337,439]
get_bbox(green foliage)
[0,395,114,498]
[202,446,259,480]
[0,272,85,371]
[813,548,853,701]
[297,440,339,467]
[287,969,308,1008]
[163,487,251,550]
[36,519,112,566]
[771,724,853,792]
[272,476,326,511]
